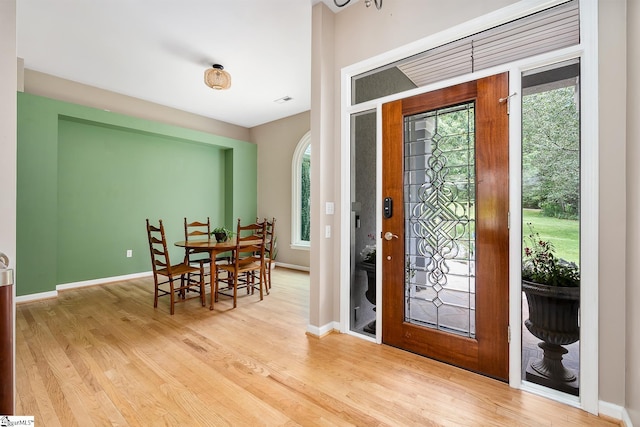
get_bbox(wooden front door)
[381,73,510,380]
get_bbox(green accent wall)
[17,92,257,296]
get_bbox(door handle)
[384,232,399,241]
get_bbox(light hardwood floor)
[16,268,618,426]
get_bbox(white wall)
[626,0,640,424]
[598,0,627,409]
[310,4,337,331]
[332,0,518,70]
[251,111,311,269]
[0,0,17,266]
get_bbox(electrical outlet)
[126,249,133,258]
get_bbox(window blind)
[352,0,579,104]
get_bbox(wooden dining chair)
[213,219,267,309]
[146,219,205,314]
[184,217,212,285]
[257,217,276,291]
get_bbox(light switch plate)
[326,202,334,215]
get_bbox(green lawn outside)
[522,209,579,264]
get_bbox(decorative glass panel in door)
[404,103,476,337]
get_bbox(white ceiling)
[17,1,352,128]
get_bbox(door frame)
[338,0,598,413]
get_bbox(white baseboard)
[520,381,580,409]
[16,265,305,303]
[274,262,310,272]
[57,271,153,291]
[623,409,634,427]
[16,290,58,304]
[16,271,153,303]
[599,400,633,426]
[306,321,340,337]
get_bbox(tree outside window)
[291,131,311,249]
[300,146,311,241]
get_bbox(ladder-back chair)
[257,217,276,291]
[213,219,266,308]
[146,219,205,314]
[184,217,212,284]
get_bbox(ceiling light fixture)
[333,0,382,10]
[204,64,231,90]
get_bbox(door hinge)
[507,211,510,229]
[508,325,511,343]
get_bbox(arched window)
[291,131,311,249]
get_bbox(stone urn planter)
[359,261,376,334]
[522,279,580,395]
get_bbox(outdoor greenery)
[522,222,580,287]
[300,149,311,241]
[522,85,580,220]
[523,209,578,264]
[521,78,581,281]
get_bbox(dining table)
[174,237,264,309]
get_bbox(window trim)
[291,131,311,250]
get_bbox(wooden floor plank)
[15,268,619,426]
